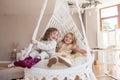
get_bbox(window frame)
[99,4,120,31]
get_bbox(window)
[100,5,120,31]
[102,17,118,31]
[98,4,120,48]
[98,4,120,72]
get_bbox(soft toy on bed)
[47,32,87,67]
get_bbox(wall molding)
[0,61,11,63]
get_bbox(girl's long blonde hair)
[62,32,76,45]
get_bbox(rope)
[75,0,92,58]
[23,0,48,59]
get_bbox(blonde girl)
[47,32,86,67]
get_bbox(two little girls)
[8,28,86,68]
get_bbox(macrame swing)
[23,0,96,80]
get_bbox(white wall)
[0,0,55,61]
[84,8,99,48]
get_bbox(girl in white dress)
[8,27,59,68]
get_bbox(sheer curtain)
[97,29,120,73]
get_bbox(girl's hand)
[31,40,38,45]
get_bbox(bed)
[24,54,96,80]
[21,0,96,79]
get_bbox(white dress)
[30,40,57,60]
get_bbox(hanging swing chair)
[23,0,96,80]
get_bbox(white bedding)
[33,54,87,69]
[24,54,96,80]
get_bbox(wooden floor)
[94,64,114,80]
[0,63,9,68]
[0,63,118,80]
